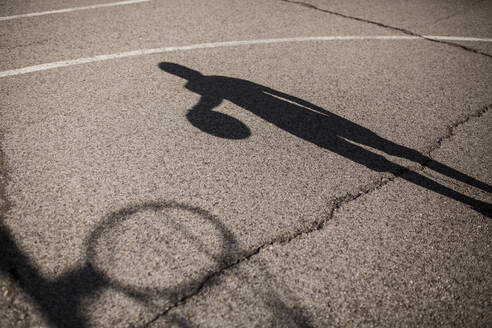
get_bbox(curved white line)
[1,35,491,78]
[0,0,152,21]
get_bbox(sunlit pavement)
[1,0,491,327]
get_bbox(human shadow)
[159,62,491,218]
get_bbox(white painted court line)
[0,0,151,22]
[1,35,491,78]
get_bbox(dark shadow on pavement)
[1,201,316,327]
[0,202,236,327]
[159,62,491,218]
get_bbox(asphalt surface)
[1,0,491,327]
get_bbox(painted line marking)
[0,0,151,21]
[1,35,491,78]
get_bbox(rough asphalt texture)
[1,0,491,327]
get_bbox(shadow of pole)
[0,221,97,327]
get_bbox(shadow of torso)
[186,75,395,172]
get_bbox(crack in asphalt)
[427,105,490,155]
[142,104,491,327]
[0,3,489,326]
[141,180,397,327]
[280,0,492,59]
[1,19,489,325]
[1,99,489,326]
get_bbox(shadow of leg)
[402,170,491,218]
[360,135,492,193]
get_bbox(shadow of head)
[159,62,203,81]
[159,62,251,140]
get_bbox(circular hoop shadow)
[85,201,238,304]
